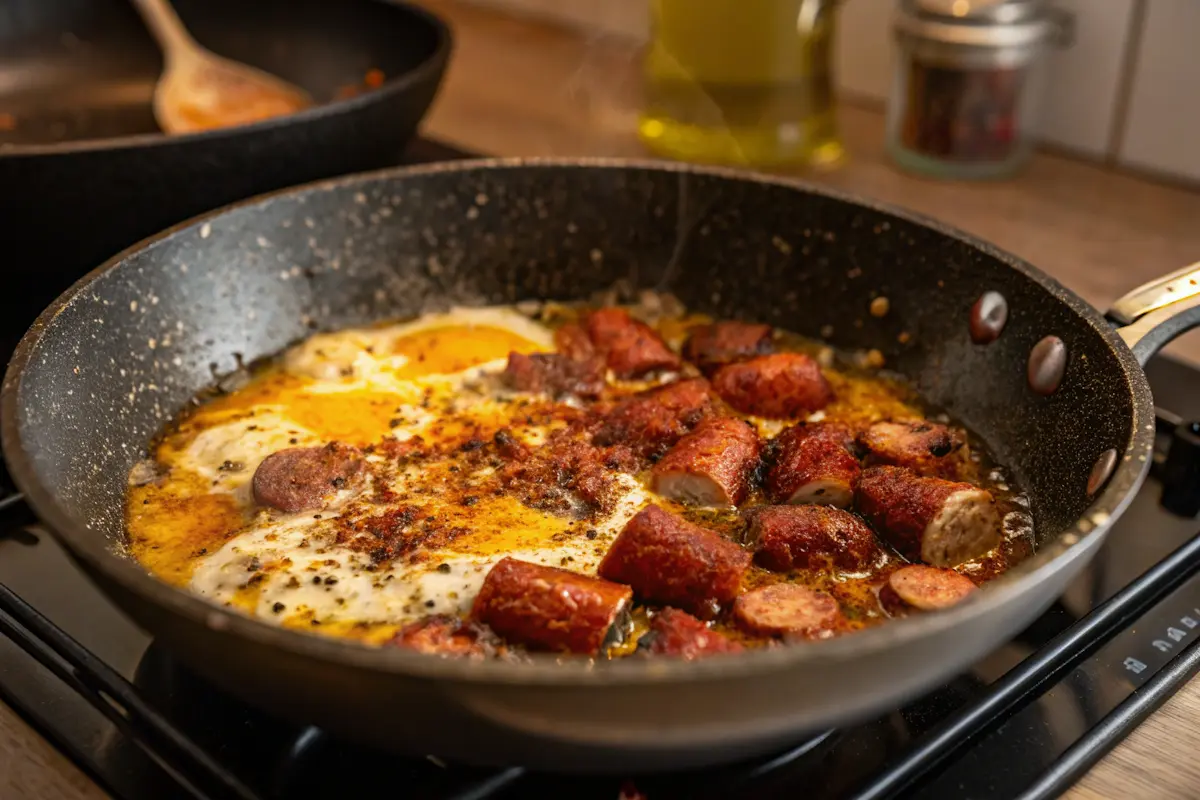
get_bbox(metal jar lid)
[894,0,1072,53]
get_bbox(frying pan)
[4,160,1200,773]
[0,0,449,353]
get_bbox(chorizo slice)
[650,416,762,506]
[858,420,970,479]
[585,307,681,378]
[390,615,506,659]
[555,321,598,363]
[593,378,713,460]
[745,505,879,572]
[251,442,364,513]
[502,351,605,399]
[598,505,750,620]
[879,565,978,614]
[855,466,1001,567]
[638,608,744,659]
[733,584,846,639]
[766,423,860,507]
[471,558,632,655]
[682,321,774,374]
[712,353,834,418]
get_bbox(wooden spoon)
[131,0,313,135]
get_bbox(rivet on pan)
[1028,335,1067,395]
[1087,448,1118,497]
[970,291,1008,344]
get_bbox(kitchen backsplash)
[462,0,1198,186]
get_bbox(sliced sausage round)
[766,423,860,507]
[881,565,978,613]
[682,321,774,374]
[503,351,605,399]
[471,557,633,655]
[598,504,750,620]
[858,420,970,479]
[638,607,744,659]
[593,378,713,461]
[733,584,845,639]
[585,307,681,378]
[390,614,506,659]
[251,442,364,513]
[555,321,598,363]
[712,353,834,419]
[651,416,762,506]
[855,466,1001,567]
[745,505,879,572]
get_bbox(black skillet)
[4,159,1200,773]
[0,0,450,353]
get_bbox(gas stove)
[2,137,1200,800]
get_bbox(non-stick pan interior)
[0,0,442,145]
[6,162,1141,561]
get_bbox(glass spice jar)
[886,0,1072,180]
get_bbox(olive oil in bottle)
[639,0,844,169]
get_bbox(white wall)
[464,0,1200,184]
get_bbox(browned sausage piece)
[766,423,860,507]
[879,565,978,614]
[503,352,605,399]
[390,615,506,659]
[585,307,681,378]
[858,420,970,479]
[856,466,1001,567]
[682,321,774,374]
[471,557,632,655]
[593,378,713,460]
[650,416,762,506]
[745,505,879,572]
[733,584,846,639]
[555,321,598,363]
[712,353,834,418]
[598,505,750,620]
[638,607,744,659]
[251,443,364,513]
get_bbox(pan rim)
[0,0,452,158]
[0,157,1156,687]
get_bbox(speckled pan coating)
[0,160,1164,771]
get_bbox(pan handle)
[1105,262,1200,366]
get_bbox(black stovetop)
[2,138,1200,800]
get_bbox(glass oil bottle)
[639,0,845,169]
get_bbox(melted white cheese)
[190,474,651,626]
[180,307,656,630]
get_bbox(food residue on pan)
[335,68,386,100]
[170,62,312,134]
[125,298,1033,659]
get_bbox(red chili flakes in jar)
[898,60,1024,163]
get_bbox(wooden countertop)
[3,1,1199,797]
